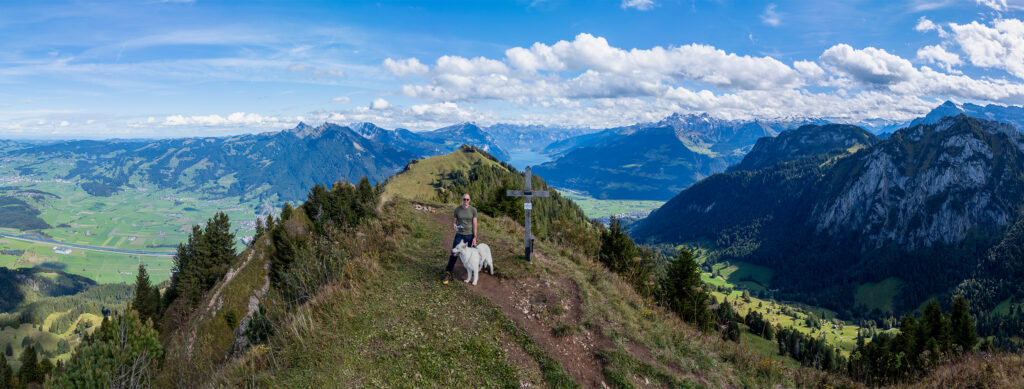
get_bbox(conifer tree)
[18,344,42,385]
[52,310,162,388]
[3,343,9,357]
[949,295,977,353]
[132,264,159,322]
[0,352,11,389]
[921,299,951,353]
[659,250,712,331]
[281,202,294,222]
[599,217,637,274]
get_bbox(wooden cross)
[506,166,549,261]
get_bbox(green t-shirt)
[454,205,478,236]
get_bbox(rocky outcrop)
[813,115,1024,250]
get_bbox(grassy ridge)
[209,200,852,387]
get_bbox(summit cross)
[506,166,549,261]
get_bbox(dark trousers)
[446,234,474,272]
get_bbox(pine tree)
[949,295,977,353]
[281,202,294,222]
[659,250,712,331]
[51,310,163,388]
[921,299,951,353]
[599,217,636,274]
[3,343,9,357]
[133,263,159,322]
[18,344,42,385]
[0,352,11,389]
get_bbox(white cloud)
[761,4,781,27]
[915,16,949,38]
[370,98,391,110]
[621,0,655,11]
[793,60,826,79]
[820,44,916,85]
[59,121,70,127]
[916,45,962,72]
[383,57,429,76]
[947,19,1024,79]
[976,0,1008,11]
[161,112,290,127]
[331,96,351,104]
[409,33,806,104]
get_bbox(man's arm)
[453,217,459,230]
[472,217,478,245]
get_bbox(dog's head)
[452,240,468,255]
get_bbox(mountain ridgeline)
[0,122,523,207]
[534,113,825,200]
[634,115,1024,315]
[727,124,880,172]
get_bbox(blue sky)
[1,0,1023,138]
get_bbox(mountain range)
[534,113,824,200]
[633,115,1024,315]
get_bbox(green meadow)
[853,277,904,314]
[555,187,664,218]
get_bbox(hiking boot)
[443,271,452,284]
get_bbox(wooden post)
[506,166,549,261]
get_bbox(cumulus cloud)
[820,44,917,85]
[761,4,781,27]
[331,96,350,104]
[383,57,428,76]
[947,19,1024,79]
[404,33,807,104]
[370,98,391,110]
[621,0,655,11]
[916,45,962,72]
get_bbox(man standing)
[444,193,477,284]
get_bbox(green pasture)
[706,268,897,355]
[554,188,664,219]
[711,261,774,293]
[0,237,173,284]
[854,277,903,314]
[0,178,265,284]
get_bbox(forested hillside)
[635,115,1024,318]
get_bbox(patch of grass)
[854,277,903,314]
[555,189,664,219]
[381,147,508,203]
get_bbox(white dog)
[452,240,493,285]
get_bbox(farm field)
[0,177,263,284]
[702,261,893,355]
[555,187,664,219]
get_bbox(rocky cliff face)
[814,116,1024,250]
